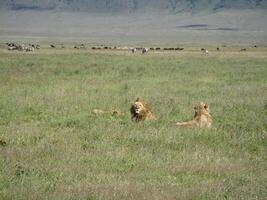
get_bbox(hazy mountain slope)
[0,9,266,45]
[1,0,267,12]
[0,0,266,44]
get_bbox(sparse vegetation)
[0,47,266,200]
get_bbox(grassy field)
[0,46,266,200]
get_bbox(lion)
[176,102,212,128]
[130,98,156,122]
[93,109,124,116]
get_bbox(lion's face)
[130,98,155,122]
[132,101,146,114]
[194,102,210,116]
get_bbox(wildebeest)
[142,48,149,54]
[74,44,85,49]
[155,47,161,51]
[201,48,209,54]
[217,47,220,51]
[6,42,16,47]
[50,44,56,48]
[27,44,40,50]
[6,42,38,52]
[131,48,137,53]
[8,46,17,51]
[149,47,154,50]
[17,44,25,51]
[25,46,34,52]
[91,46,102,50]
[241,48,247,51]
[6,42,18,50]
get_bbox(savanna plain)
[0,45,266,200]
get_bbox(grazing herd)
[5,42,258,54]
[90,46,185,53]
[6,42,40,52]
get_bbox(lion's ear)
[135,97,140,102]
[204,104,209,109]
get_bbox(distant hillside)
[1,0,267,12]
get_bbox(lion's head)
[130,98,155,122]
[194,102,210,117]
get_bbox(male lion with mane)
[130,98,156,122]
[176,102,212,128]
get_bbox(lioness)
[130,98,156,122]
[93,109,124,116]
[176,102,212,128]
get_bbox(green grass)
[0,47,266,200]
